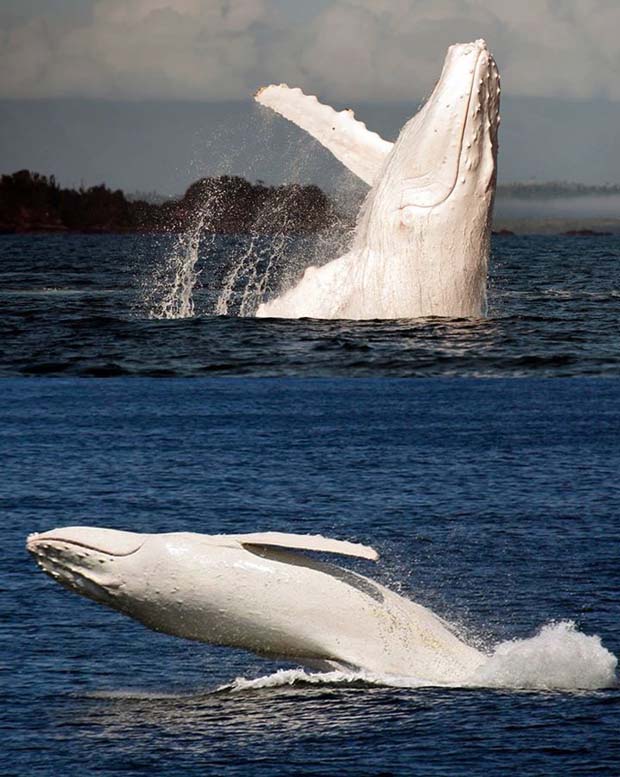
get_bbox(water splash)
[471,620,618,690]
[212,119,355,317]
[224,668,430,693]
[224,622,617,693]
[215,188,307,317]
[153,215,205,320]
[140,104,361,320]
[143,182,226,319]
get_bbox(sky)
[2,0,620,102]
[1,0,620,191]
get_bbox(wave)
[225,622,618,694]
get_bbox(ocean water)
[3,379,620,776]
[1,232,619,376]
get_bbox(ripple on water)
[0,233,619,376]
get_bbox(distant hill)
[1,169,619,236]
[0,170,340,235]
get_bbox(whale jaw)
[256,39,500,321]
[26,527,144,606]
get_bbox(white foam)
[470,621,618,691]
[225,622,618,694]
[224,668,430,693]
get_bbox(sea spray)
[212,123,351,316]
[143,178,229,319]
[152,215,205,319]
[224,622,617,693]
[224,668,432,693]
[215,189,304,317]
[471,621,618,691]
[145,112,264,320]
[141,107,357,319]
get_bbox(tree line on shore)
[0,170,341,234]
[2,169,619,236]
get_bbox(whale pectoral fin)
[235,531,379,561]
[255,84,393,186]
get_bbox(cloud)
[0,0,271,99]
[286,0,620,102]
[0,0,619,101]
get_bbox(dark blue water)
[1,233,620,376]
[3,379,620,775]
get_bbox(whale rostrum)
[255,39,500,320]
[27,527,485,683]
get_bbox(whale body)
[255,39,500,320]
[27,527,485,684]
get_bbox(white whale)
[27,527,485,684]
[255,39,500,320]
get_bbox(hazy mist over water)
[495,195,620,221]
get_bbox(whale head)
[354,39,501,316]
[362,38,500,226]
[27,527,147,608]
[26,527,223,621]
[395,38,500,216]
[26,527,240,641]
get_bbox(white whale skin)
[26,527,484,683]
[255,39,500,320]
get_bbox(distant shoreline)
[3,223,619,236]
[3,222,619,238]
[0,170,341,236]
[492,219,619,236]
[2,169,619,237]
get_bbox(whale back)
[119,535,485,682]
[236,544,485,681]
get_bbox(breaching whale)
[27,527,485,684]
[255,39,500,319]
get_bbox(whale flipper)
[232,531,379,560]
[255,84,393,186]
